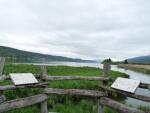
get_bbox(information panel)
[111,77,140,93]
[10,73,38,86]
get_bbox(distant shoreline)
[118,64,150,74]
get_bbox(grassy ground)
[118,64,150,74]
[0,64,129,113]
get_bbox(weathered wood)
[103,64,110,77]
[98,64,110,113]
[44,88,106,97]
[101,85,150,102]
[0,94,48,113]
[43,76,109,81]
[98,98,104,113]
[0,95,6,104]
[102,64,110,86]
[40,65,47,79]
[145,108,150,113]
[100,97,145,113]
[0,57,5,76]
[41,100,48,113]
[139,83,150,90]
[0,82,48,91]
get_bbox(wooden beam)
[139,83,150,90]
[0,82,48,91]
[41,100,48,113]
[43,76,109,81]
[98,100,104,113]
[44,88,106,97]
[100,85,150,102]
[100,97,145,113]
[40,65,48,80]
[0,94,48,113]
[0,95,6,104]
[0,57,5,76]
[98,64,110,113]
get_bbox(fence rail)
[44,88,106,97]
[0,94,48,113]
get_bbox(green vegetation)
[0,64,133,113]
[0,46,94,63]
[102,58,112,64]
[101,58,122,65]
[118,64,150,74]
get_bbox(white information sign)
[111,77,140,93]
[10,73,38,85]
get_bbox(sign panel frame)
[111,77,140,93]
[10,73,38,86]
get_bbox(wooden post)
[0,57,5,76]
[40,65,47,80]
[41,100,48,113]
[98,63,110,113]
[102,63,110,85]
[0,95,6,104]
[98,101,104,113]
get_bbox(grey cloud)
[0,0,150,60]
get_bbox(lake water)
[15,62,150,107]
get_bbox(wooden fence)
[0,62,149,113]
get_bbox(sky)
[0,0,150,60]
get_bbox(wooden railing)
[0,63,149,113]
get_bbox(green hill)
[127,55,150,64]
[0,46,94,63]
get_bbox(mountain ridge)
[0,46,94,63]
[127,55,150,64]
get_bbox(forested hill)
[127,55,150,64]
[0,46,94,63]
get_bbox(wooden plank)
[0,57,5,76]
[139,83,150,90]
[40,65,47,80]
[0,94,48,113]
[101,85,150,102]
[103,64,110,77]
[0,82,48,91]
[98,64,110,113]
[10,73,38,85]
[111,77,140,93]
[44,88,105,97]
[43,76,109,81]
[98,98,104,113]
[100,97,145,113]
[41,100,48,113]
[0,95,6,104]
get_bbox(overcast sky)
[0,0,150,60]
